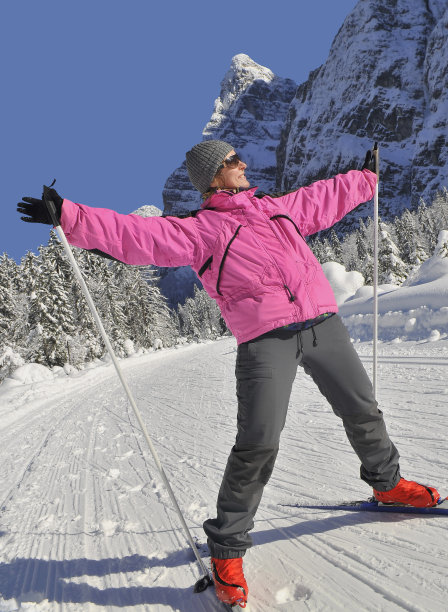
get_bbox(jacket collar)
[201,187,259,211]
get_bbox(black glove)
[17,185,63,226]
[362,142,379,178]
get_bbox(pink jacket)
[61,169,376,344]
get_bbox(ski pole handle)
[372,142,379,182]
[43,183,62,227]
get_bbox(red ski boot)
[211,557,248,608]
[374,477,440,508]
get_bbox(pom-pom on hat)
[185,140,234,194]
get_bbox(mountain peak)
[228,53,274,83]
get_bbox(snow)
[1,247,448,610]
[10,363,54,384]
[1,335,448,611]
[131,205,162,218]
[321,262,364,305]
[321,238,448,341]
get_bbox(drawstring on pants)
[296,331,303,358]
[312,327,318,347]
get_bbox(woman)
[18,140,440,608]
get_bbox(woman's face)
[210,150,250,191]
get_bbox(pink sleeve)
[60,199,202,267]
[275,169,377,236]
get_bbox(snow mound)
[316,232,448,341]
[322,262,364,305]
[337,237,448,340]
[11,363,53,384]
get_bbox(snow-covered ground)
[1,331,448,611]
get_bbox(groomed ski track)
[1,337,448,611]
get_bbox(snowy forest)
[1,188,447,382]
[0,238,224,382]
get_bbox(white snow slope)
[1,333,448,611]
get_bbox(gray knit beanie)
[185,140,234,194]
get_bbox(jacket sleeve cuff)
[60,199,78,236]
[361,168,378,190]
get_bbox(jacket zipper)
[216,225,242,296]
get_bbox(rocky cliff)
[278,0,448,227]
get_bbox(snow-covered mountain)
[131,205,162,218]
[162,54,297,215]
[278,0,448,225]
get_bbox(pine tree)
[329,230,343,264]
[340,230,357,272]
[416,199,438,255]
[321,237,335,263]
[25,239,78,366]
[435,230,448,258]
[135,266,178,348]
[378,222,407,285]
[71,249,107,360]
[307,236,325,263]
[354,219,373,283]
[105,261,131,352]
[394,210,427,273]
[0,254,19,349]
[431,188,448,230]
[177,301,195,340]
[110,261,178,352]
[177,286,225,341]
[75,252,126,354]
[43,233,78,338]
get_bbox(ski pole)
[372,143,379,401]
[43,186,213,593]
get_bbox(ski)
[280,496,448,515]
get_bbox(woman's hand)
[17,187,63,225]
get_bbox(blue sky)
[2,0,358,262]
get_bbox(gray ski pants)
[203,314,400,559]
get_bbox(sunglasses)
[217,153,243,172]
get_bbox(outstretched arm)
[60,199,203,267]
[18,188,203,268]
[273,169,377,237]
